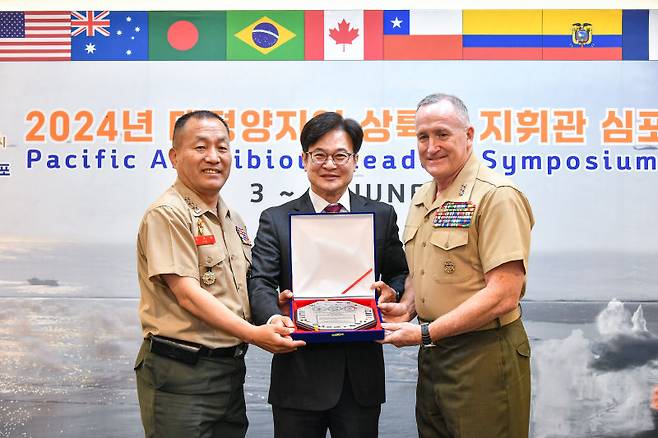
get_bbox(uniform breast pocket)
[428,228,470,284]
[198,245,226,268]
[403,225,419,245]
[197,245,227,288]
[402,225,420,271]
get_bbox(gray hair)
[416,93,470,126]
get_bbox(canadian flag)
[305,10,383,60]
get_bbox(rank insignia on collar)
[236,226,251,245]
[184,197,202,215]
[433,201,476,228]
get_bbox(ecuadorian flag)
[543,10,622,60]
[462,10,543,60]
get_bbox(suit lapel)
[349,190,369,213]
[291,190,315,213]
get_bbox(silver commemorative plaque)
[296,300,376,331]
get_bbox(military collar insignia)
[184,196,203,216]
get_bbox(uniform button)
[420,269,425,275]
[421,297,425,303]
[206,256,213,264]
[230,254,235,260]
[422,242,427,247]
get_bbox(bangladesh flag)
[227,11,304,60]
[149,11,226,60]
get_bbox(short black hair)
[300,112,363,154]
[172,110,230,147]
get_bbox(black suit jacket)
[248,190,408,410]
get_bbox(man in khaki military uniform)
[134,110,305,438]
[380,94,534,438]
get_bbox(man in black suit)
[248,112,409,438]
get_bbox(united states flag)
[0,11,71,61]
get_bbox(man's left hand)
[380,322,422,347]
[378,302,414,323]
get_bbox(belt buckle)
[233,343,247,358]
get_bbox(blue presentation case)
[288,212,384,343]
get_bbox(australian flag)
[71,11,148,61]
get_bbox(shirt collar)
[173,178,223,218]
[418,152,480,211]
[308,188,351,213]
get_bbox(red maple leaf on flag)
[329,19,359,52]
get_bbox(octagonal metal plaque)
[296,300,376,331]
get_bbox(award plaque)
[289,212,384,343]
[296,300,376,331]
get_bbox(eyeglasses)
[305,151,355,166]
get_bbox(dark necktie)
[322,203,342,213]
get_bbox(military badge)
[202,269,216,286]
[194,218,216,246]
[236,226,251,245]
[433,201,476,228]
[571,22,592,46]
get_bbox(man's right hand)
[249,323,305,354]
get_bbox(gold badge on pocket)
[202,269,216,286]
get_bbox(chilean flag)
[383,10,462,60]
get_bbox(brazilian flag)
[227,11,304,60]
[149,11,226,60]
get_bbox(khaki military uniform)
[405,153,534,438]
[134,179,253,438]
